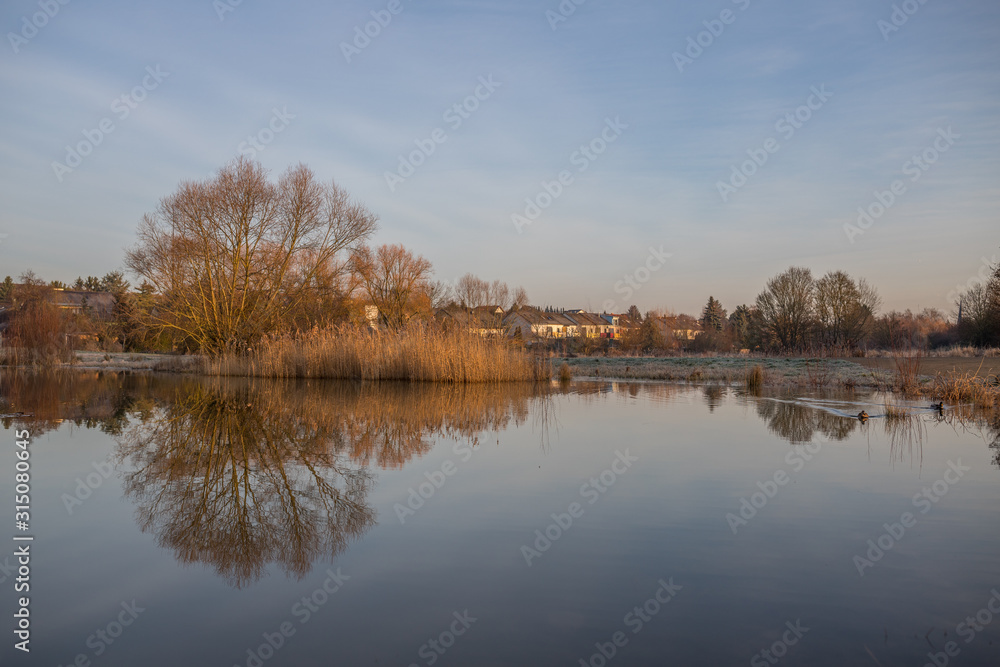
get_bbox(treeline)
[1,157,996,360]
[1,158,529,360]
[620,262,999,354]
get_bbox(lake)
[1,371,998,666]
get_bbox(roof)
[436,306,505,329]
[53,290,115,310]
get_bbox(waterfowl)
[931,402,944,410]
[857,411,869,421]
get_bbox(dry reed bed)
[932,371,1000,409]
[204,325,551,383]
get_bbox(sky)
[0,0,998,316]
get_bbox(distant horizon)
[1,0,998,317]
[3,262,983,324]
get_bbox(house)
[564,311,617,338]
[435,306,506,337]
[51,290,116,319]
[503,308,578,340]
[604,313,641,339]
[503,309,641,341]
[652,314,704,341]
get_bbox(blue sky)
[1,0,997,315]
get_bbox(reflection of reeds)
[882,397,908,421]
[558,362,572,383]
[883,413,925,467]
[204,324,551,383]
[744,365,764,392]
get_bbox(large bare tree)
[814,270,880,347]
[125,158,377,353]
[755,266,815,350]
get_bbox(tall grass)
[744,364,765,392]
[932,371,1000,409]
[881,397,908,421]
[204,324,551,383]
[558,362,572,383]
[892,348,924,394]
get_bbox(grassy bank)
[204,325,551,383]
[558,354,1000,408]
[560,355,874,387]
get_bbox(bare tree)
[814,271,880,347]
[350,244,433,328]
[489,280,511,311]
[425,280,455,310]
[455,273,490,309]
[755,267,815,350]
[512,286,529,310]
[125,157,377,353]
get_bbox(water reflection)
[112,379,544,587]
[2,371,997,596]
[754,396,858,444]
[115,380,376,588]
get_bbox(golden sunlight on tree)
[350,243,433,328]
[124,157,378,353]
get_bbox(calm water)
[1,372,999,666]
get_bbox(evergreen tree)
[0,276,13,302]
[627,304,642,322]
[638,317,665,351]
[100,271,130,296]
[700,296,727,332]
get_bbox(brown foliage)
[125,158,377,353]
[2,272,72,365]
[350,243,433,328]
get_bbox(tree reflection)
[112,378,542,588]
[116,381,374,587]
[754,397,857,444]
